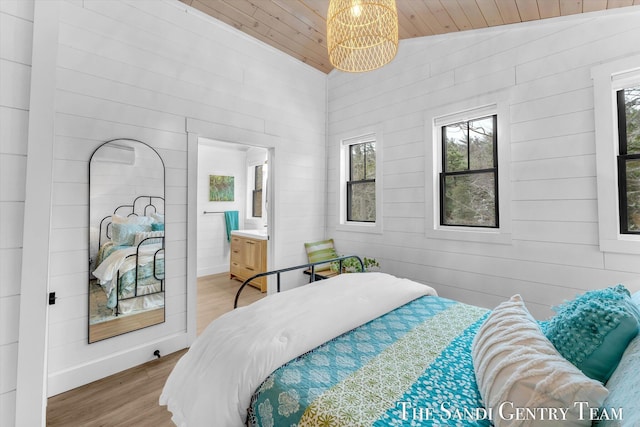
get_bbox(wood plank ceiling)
[180,0,640,73]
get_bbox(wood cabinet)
[230,234,267,292]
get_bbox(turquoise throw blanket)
[224,211,239,242]
[248,296,491,426]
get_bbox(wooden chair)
[303,238,340,280]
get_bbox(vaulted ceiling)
[179,0,640,73]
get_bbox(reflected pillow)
[112,214,154,226]
[151,212,165,223]
[134,230,164,246]
[545,285,640,383]
[111,223,151,246]
[472,295,608,427]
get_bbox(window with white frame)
[347,140,376,222]
[337,131,383,233]
[616,85,640,234]
[425,98,511,244]
[592,56,640,254]
[440,115,498,228]
[246,162,267,221]
[252,164,263,218]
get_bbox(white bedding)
[92,243,163,297]
[159,272,437,427]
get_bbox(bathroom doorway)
[195,138,272,332]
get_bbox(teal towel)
[224,211,239,242]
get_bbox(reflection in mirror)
[88,139,165,343]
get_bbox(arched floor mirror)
[88,138,166,343]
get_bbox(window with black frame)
[441,115,498,228]
[617,86,640,234]
[252,164,262,218]
[347,141,376,222]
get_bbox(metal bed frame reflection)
[98,195,164,247]
[95,195,165,315]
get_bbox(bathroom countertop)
[231,229,268,240]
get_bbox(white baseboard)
[47,332,189,397]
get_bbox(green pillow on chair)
[545,285,640,383]
[304,239,338,270]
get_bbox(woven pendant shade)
[327,0,398,73]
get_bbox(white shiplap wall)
[0,1,33,426]
[13,0,326,421]
[327,7,640,319]
[46,0,326,391]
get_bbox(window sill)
[425,226,512,245]
[336,221,382,235]
[599,236,640,255]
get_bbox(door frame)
[186,119,276,343]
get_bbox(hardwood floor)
[196,272,265,335]
[46,273,265,426]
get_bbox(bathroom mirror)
[88,139,165,343]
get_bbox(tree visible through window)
[441,115,498,227]
[347,141,376,222]
[618,86,640,234]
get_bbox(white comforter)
[159,272,437,427]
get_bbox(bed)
[91,195,165,317]
[160,272,640,427]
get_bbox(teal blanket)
[248,296,490,426]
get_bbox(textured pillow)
[596,291,640,427]
[304,239,338,270]
[134,230,164,246]
[151,222,165,231]
[111,223,152,246]
[473,295,608,427]
[545,285,640,383]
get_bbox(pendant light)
[327,0,399,72]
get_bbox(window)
[440,115,498,228]
[425,97,511,244]
[617,86,640,234]
[252,164,263,218]
[347,141,376,222]
[592,55,640,254]
[337,129,383,234]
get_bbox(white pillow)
[112,214,154,226]
[472,295,608,427]
[134,230,164,246]
[150,212,165,223]
[632,290,640,306]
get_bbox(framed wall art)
[209,175,234,201]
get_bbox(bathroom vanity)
[230,230,268,292]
